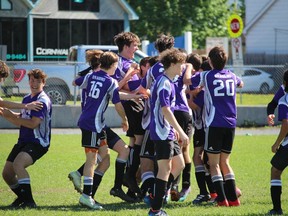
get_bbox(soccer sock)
[114,158,127,189]
[224,173,237,201]
[77,163,85,176]
[205,171,216,194]
[195,165,209,195]
[83,176,93,196]
[9,183,23,200]
[128,144,141,177]
[151,178,167,211]
[211,175,226,202]
[126,146,133,172]
[171,174,180,191]
[91,171,104,199]
[18,178,34,203]
[271,179,282,211]
[182,163,191,190]
[166,173,175,192]
[141,171,155,195]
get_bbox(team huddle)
[0,31,287,216]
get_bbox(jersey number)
[88,81,103,99]
[213,79,235,96]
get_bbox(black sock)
[205,172,216,194]
[10,184,23,200]
[195,171,208,195]
[166,173,175,192]
[128,145,141,177]
[114,158,126,189]
[182,163,191,190]
[83,176,93,196]
[19,184,34,203]
[211,175,226,202]
[151,178,167,211]
[224,179,237,201]
[271,179,282,211]
[77,164,85,176]
[91,171,104,198]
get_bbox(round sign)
[227,14,243,38]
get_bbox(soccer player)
[193,46,243,207]
[137,34,175,201]
[267,85,285,126]
[77,51,129,209]
[148,48,189,216]
[0,60,42,110]
[268,69,288,215]
[1,69,52,208]
[113,32,145,196]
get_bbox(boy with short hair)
[148,48,189,216]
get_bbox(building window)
[58,0,99,12]
[0,0,12,10]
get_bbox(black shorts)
[81,128,107,149]
[174,110,193,138]
[204,127,235,154]
[193,128,205,148]
[105,127,121,149]
[122,100,145,137]
[271,145,288,171]
[153,140,182,160]
[140,130,155,159]
[7,142,48,164]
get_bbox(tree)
[127,0,236,50]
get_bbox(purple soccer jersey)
[194,69,242,128]
[78,70,120,133]
[111,55,139,82]
[278,93,288,148]
[174,67,190,113]
[19,91,52,147]
[149,75,176,141]
[273,84,285,103]
[141,61,164,130]
[75,72,92,109]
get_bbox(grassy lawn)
[0,133,287,215]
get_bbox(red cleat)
[228,199,240,207]
[217,199,229,207]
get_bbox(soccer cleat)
[192,194,211,205]
[20,201,37,209]
[228,199,240,206]
[148,209,168,216]
[123,173,142,194]
[216,199,229,207]
[268,209,283,215]
[110,187,135,203]
[144,193,154,207]
[170,189,180,202]
[79,195,103,210]
[178,187,191,202]
[68,171,82,194]
[9,197,24,208]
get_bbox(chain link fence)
[0,61,287,105]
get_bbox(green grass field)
[0,133,287,216]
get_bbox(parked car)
[228,67,274,94]
[2,45,147,104]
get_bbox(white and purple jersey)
[174,67,190,114]
[273,84,285,103]
[19,91,52,148]
[196,69,242,128]
[141,61,164,129]
[278,93,288,148]
[75,71,93,109]
[111,55,139,82]
[149,75,176,141]
[78,70,120,133]
[192,90,205,130]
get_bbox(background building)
[0,0,138,61]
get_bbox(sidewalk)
[0,126,280,135]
